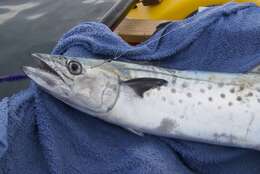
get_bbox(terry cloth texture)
[1,2,260,174]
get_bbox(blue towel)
[1,2,260,174]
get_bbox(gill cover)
[70,62,120,114]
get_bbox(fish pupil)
[71,63,78,71]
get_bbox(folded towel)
[1,2,260,174]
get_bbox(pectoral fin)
[122,78,168,97]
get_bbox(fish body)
[24,54,260,151]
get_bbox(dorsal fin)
[122,78,168,97]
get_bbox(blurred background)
[0,0,117,98]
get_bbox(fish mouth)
[30,53,61,77]
[36,55,60,76]
[23,53,64,88]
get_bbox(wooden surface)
[115,18,169,43]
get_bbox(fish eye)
[67,61,82,75]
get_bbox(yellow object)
[127,0,260,20]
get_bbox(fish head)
[23,53,120,115]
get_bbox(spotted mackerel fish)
[23,53,260,151]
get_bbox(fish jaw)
[23,65,68,92]
[22,64,72,110]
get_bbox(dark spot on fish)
[179,99,183,103]
[198,102,202,105]
[208,97,213,102]
[218,82,224,88]
[228,102,233,106]
[257,99,260,103]
[200,89,205,93]
[171,88,176,93]
[172,79,176,84]
[155,118,179,133]
[238,86,244,91]
[220,93,226,98]
[246,92,253,97]
[257,88,260,93]
[218,106,222,110]
[208,85,212,90]
[145,92,150,97]
[237,96,242,101]
[182,82,188,88]
[157,87,161,91]
[187,93,192,98]
[162,96,166,101]
[230,88,235,93]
